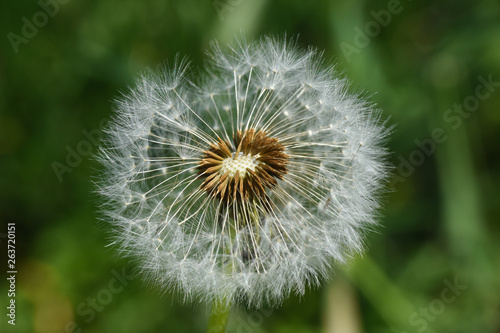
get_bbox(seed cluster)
[220,152,259,178]
[98,36,390,307]
[198,129,288,203]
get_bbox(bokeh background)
[1,0,499,332]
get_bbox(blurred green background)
[1,0,499,332]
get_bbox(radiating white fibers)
[96,35,390,308]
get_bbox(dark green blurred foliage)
[1,0,499,332]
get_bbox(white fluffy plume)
[97,35,390,307]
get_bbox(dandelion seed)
[97,35,390,310]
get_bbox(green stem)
[207,298,231,333]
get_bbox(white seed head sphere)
[97,36,390,307]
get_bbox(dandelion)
[97,35,389,331]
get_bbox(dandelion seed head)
[96,35,390,308]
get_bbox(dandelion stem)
[207,298,231,333]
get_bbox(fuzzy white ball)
[97,35,390,308]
